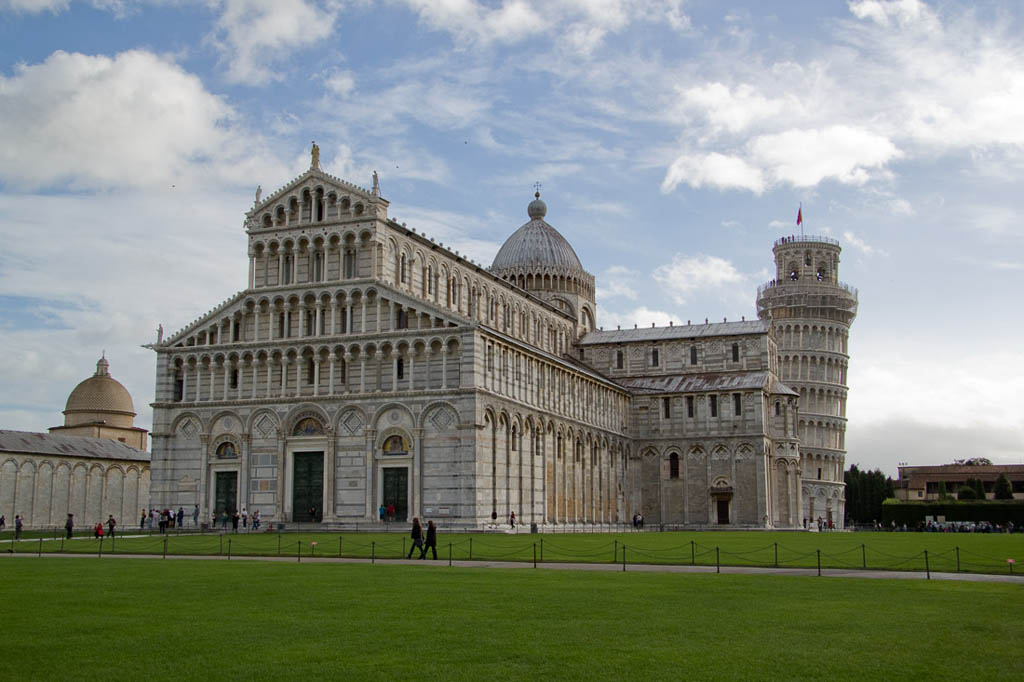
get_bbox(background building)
[148,151,853,529]
[895,464,1024,501]
[0,356,150,529]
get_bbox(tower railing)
[756,280,859,299]
[773,235,840,247]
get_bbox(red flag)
[797,205,803,226]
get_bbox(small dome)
[491,193,584,272]
[63,356,135,426]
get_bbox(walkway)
[7,550,1023,583]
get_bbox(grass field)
[4,529,1021,574]
[0,557,1021,681]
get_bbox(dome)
[63,355,136,427]
[491,193,585,273]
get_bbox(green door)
[293,452,324,522]
[214,471,237,521]
[382,467,408,522]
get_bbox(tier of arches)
[801,449,845,483]
[779,352,849,386]
[775,322,850,355]
[167,337,463,403]
[492,265,596,301]
[254,184,370,230]
[0,456,149,530]
[796,386,847,419]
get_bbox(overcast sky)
[1,0,1022,476]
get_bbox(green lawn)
[5,529,1021,574]
[0,558,1021,681]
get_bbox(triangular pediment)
[246,166,388,223]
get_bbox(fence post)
[955,546,960,573]
[774,542,778,568]
[540,538,543,563]
[816,549,821,577]
[469,537,473,561]
[613,539,617,563]
[403,537,406,558]
[716,546,720,574]
[60,537,64,553]
[924,549,929,580]
[533,543,537,569]
[38,538,42,557]
[228,538,232,560]
[622,545,626,572]
[862,544,866,569]
[163,537,167,559]
[449,543,453,567]
[277,533,281,556]
[371,541,375,564]
[219,534,223,556]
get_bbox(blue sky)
[1,0,1022,474]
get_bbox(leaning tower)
[756,236,858,528]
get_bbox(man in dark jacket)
[419,520,438,560]
[64,513,73,539]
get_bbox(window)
[395,309,408,329]
[173,377,183,402]
[616,350,623,369]
[663,397,671,419]
[397,358,404,380]
[687,396,694,418]
[400,254,407,283]
[230,369,239,389]
[216,442,236,458]
[817,467,822,480]
[343,250,355,278]
[306,359,315,384]
[233,321,240,342]
[651,348,659,367]
[733,393,742,416]
[731,343,739,362]
[710,395,718,417]
[305,311,314,336]
[669,453,679,479]
[278,313,286,338]
[293,417,324,436]
[775,401,781,416]
[690,346,697,365]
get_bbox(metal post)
[371,541,375,564]
[716,546,720,574]
[278,533,281,556]
[816,549,821,577]
[228,538,232,560]
[403,537,406,558]
[956,546,960,573]
[469,537,472,560]
[622,545,626,572]
[533,543,537,569]
[220,535,223,556]
[38,538,42,557]
[339,536,342,558]
[60,537,64,553]
[613,539,617,562]
[98,537,103,558]
[924,549,929,580]
[540,537,543,563]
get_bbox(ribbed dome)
[64,356,135,425]
[491,193,584,272]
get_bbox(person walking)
[231,509,240,532]
[15,515,23,539]
[107,514,116,538]
[509,511,516,529]
[419,520,438,560]
[64,513,73,539]
[0,514,5,531]
[193,504,199,527]
[379,504,386,523]
[241,508,248,529]
[407,518,423,559]
[140,509,146,530]
[177,507,184,529]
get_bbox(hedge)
[882,499,1024,526]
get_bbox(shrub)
[994,474,1014,500]
[957,486,977,500]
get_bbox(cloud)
[0,50,283,191]
[679,82,789,134]
[652,254,746,305]
[750,126,901,188]
[596,305,677,331]
[402,0,545,46]
[0,0,69,12]
[209,0,341,85]
[322,68,355,97]
[842,230,888,257]
[661,152,765,194]
[595,265,639,300]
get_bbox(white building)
[148,149,855,529]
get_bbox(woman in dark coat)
[407,517,423,558]
[419,520,437,560]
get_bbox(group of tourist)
[377,503,397,522]
[632,513,645,529]
[211,507,261,532]
[406,517,438,560]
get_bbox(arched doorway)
[380,435,410,522]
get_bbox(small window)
[396,309,408,330]
[118,437,126,443]
[230,369,239,389]
[662,397,671,419]
[775,401,781,416]
[306,359,315,384]
[687,396,694,418]
[616,350,623,369]
[731,343,739,362]
[397,358,404,380]
[651,348,659,367]
[710,395,718,418]
[669,453,679,479]
[173,378,184,402]
[733,393,742,416]
[690,346,697,365]
[817,467,822,480]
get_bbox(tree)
[994,473,1014,500]
[957,485,977,500]
[953,457,993,466]
[938,480,949,499]
[966,477,987,499]
[844,465,896,524]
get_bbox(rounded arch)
[245,408,280,436]
[370,402,416,430]
[283,403,331,436]
[417,400,460,429]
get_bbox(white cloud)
[848,0,936,30]
[0,50,283,191]
[597,305,677,331]
[403,0,545,46]
[322,68,355,97]
[0,0,69,12]
[751,126,901,188]
[210,0,340,85]
[842,230,888,257]
[595,265,638,300]
[652,253,746,305]
[679,82,789,134]
[661,152,765,194]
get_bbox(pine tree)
[993,473,1014,500]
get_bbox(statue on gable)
[372,170,380,196]
[255,184,262,204]
[311,141,320,169]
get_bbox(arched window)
[216,442,236,458]
[669,453,679,479]
[293,417,324,436]
[616,350,623,369]
[690,346,698,365]
[731,343,739,362]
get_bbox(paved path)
[6,550,1023,583]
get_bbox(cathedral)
[148,147,856,529]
